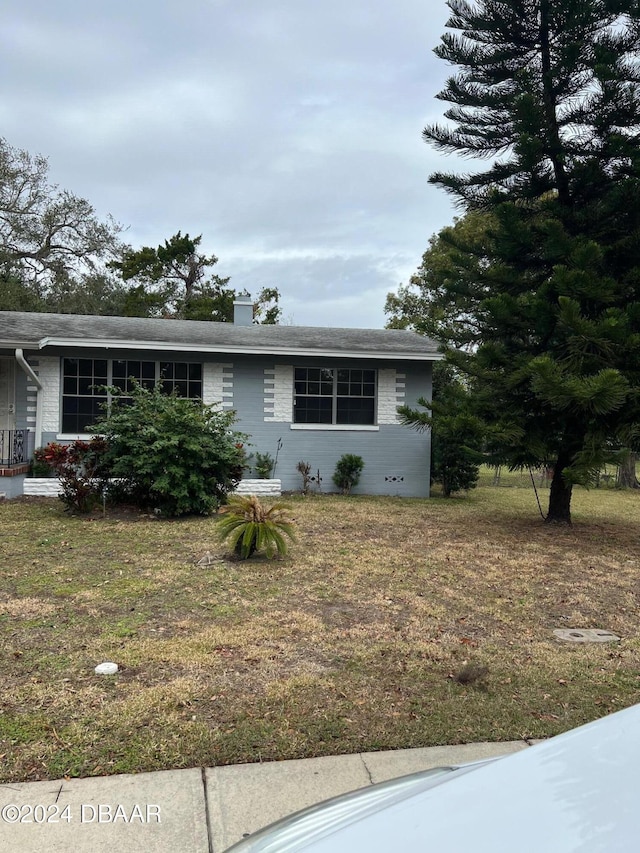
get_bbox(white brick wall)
[23,479,61,496]
[234,479,282,496]
[377,369,406,424]
[203,363,234,409]
[26,386,38,426]
[31,357,60,433]
[24,478,282,498]
[264,365,293,422]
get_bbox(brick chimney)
[233,291,253,326]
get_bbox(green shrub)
[30,459,53,478]
[31,445,57,478]
[35,438,110,512]
[332,454,364,495]
[59,438,110,513]
[92,382,246,517]
[398,363,485,497]
[254,451,274,479]
[216,495,296,559]
[32,442,68,477]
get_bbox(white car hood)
[232,702,640,852]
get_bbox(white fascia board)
[37,336,444,361]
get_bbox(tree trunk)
[617,452,639,489]
[546,451,573,524]
[539,0,571,207]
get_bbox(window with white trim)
[61,358,203,433]
[293,367,376,425]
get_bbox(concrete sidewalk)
[0,740,531,852]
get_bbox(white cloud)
[1,0,460,328]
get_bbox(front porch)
[0,430,34,495]
[0,429,34,467]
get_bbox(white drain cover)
[553,628,620,643]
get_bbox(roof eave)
[0,339,37,350]
[36,336,444,361]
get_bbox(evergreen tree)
[409,0,640,522]
[110,232,231,319]
[398,362,485,497]
[111,232,282,323]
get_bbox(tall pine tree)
[415,0,640,522]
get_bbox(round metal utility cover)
[553,629,620,643]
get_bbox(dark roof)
[0,311,441,361]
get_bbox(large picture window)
[160,361,203,399]
[294,367,376,425]
[61,359,203,433]
[112,359,156,393]
[62,359,109,435]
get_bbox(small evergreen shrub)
[332,454,364,495]
[254,451,275,479]
[30,458,53,478]
[216,495,296,559]
[398,364,485,497]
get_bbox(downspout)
[15,349,43,453]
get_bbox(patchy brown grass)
[1,486,639,782]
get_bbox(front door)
[0,358,16,431]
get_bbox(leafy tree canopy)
[0,138,281,323]
[0,136,123,297]
[389,0,640,522]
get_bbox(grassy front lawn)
[1,485,639,782]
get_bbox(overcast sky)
[2,0,464,328]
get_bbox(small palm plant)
[216,495,296,559]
